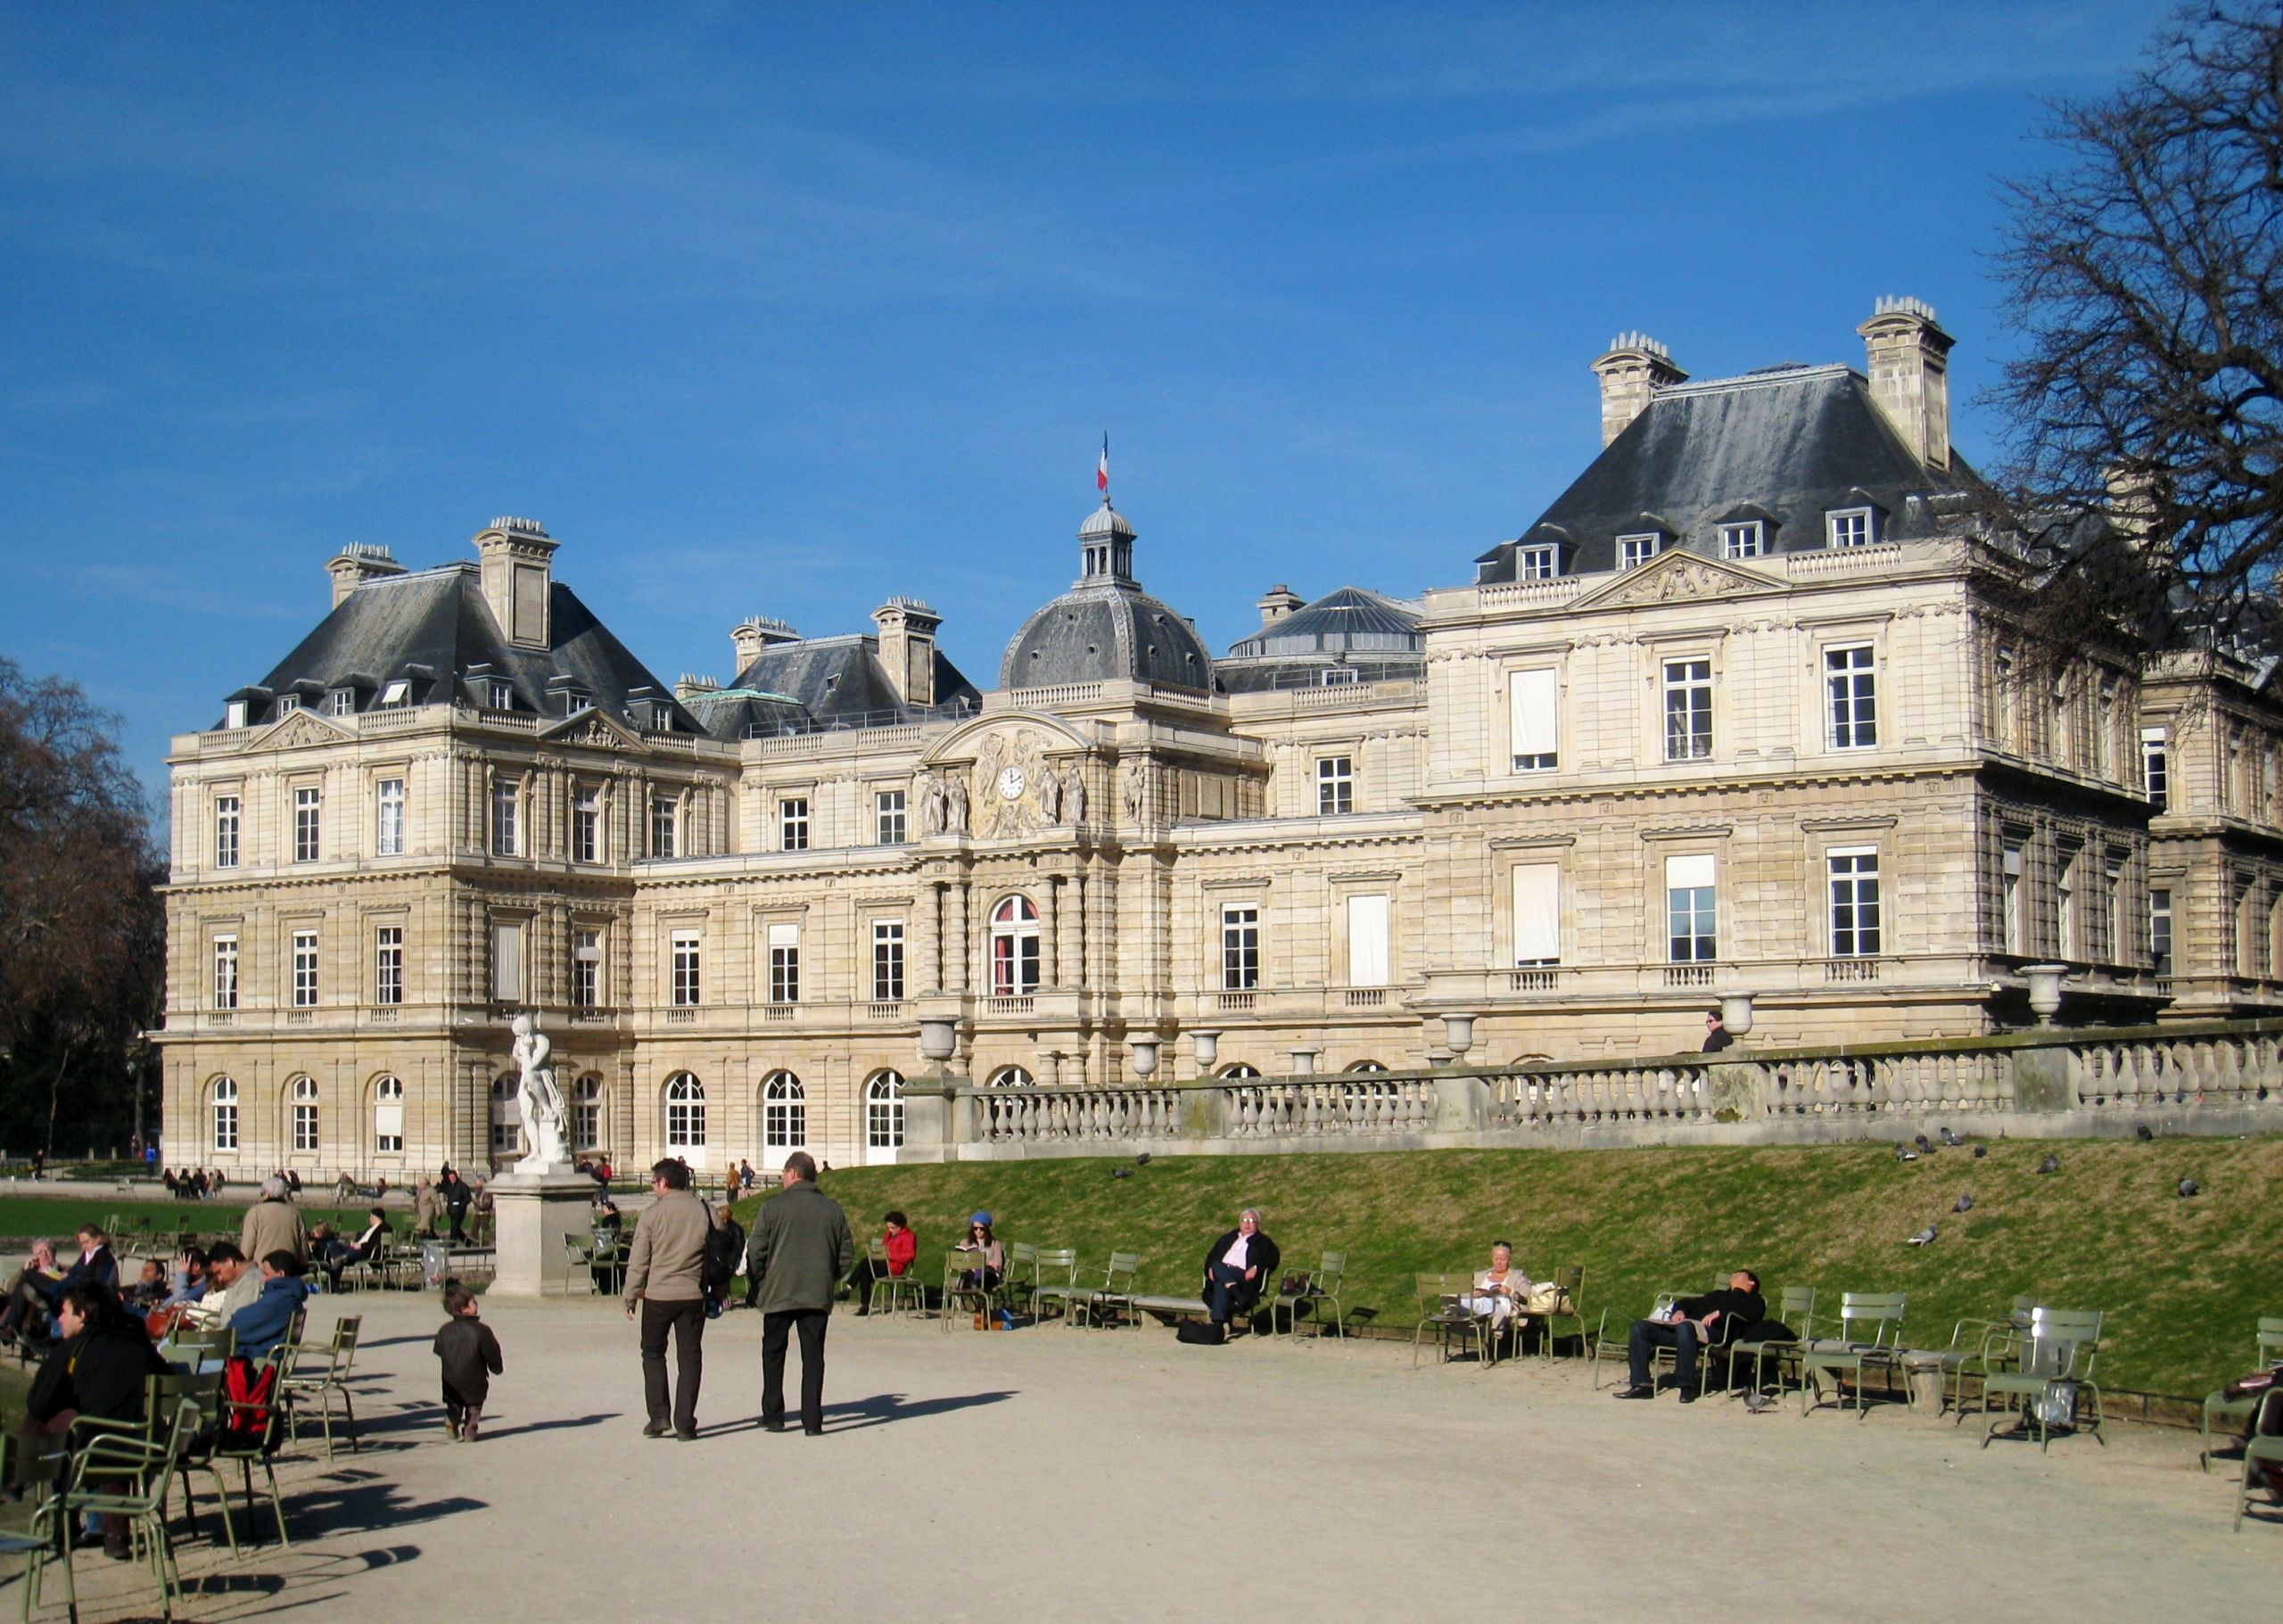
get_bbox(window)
[1826,645,1878,749]
[376,778,406,855]
[991,896,1041,995]
[876,788,907,846]
[989,1067,1035,1088]
[872,920,905,1002]
[1666,854,1716,962]
[212,936,239,1010]
[1346,894,1389,988]
[210,1076,238,1152]
[379,679,411,707]
[2002,843,2025,953]
[651,796,678,860]
[1508,669,1558,771]
[762,1071,805,1150]
[671,930,702,1007]
[1221,903,1260,991]
[1219,1063,1261,1079]
[492,920,523,1004]
[293,786,322,862]
[1518,545,1558,580]
[1619,533,1661,570]
[573,1076,602,1151]
[487,680,513,711]
[291,929,319,1007]
[276,694,301,716]
[664,1073,705,1152]
[374,1075,404,1153]
[768,923,799,1003]
[2106,857,2126,964]
[225,699,249,730]
[2151,887,2173,973]
[1662,659,1713,761]
[327,689,353,718]
[572,787,599,863]
[486,778,518,856]
[572,929,601,1010]
[213,795,240,869]
[1719,522,1765,559]
[375,925,403,1005]
[1827,507,1873,547]
[292,1076,319,1153]
[1320,665,1359,686]
[2143,727,2170,812]
[1513,863,1560,967]
[779,797,810,852]
[490,1074,517,1154]
[1316,755,1355,816]
[1828,849,1882,957]
[2056,846,2080,958]
[866,1071,904,1150]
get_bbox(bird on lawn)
[1914,1133,1932,1150]
[1907,1224,1938,1246]
[1135,1153,1151,1166]
[1953,1192,1974,1213]
[1895,1144,1918,1163]
[1939,1127,1963,1148]
[1111,1167,1132,1179]
[1973,1145,1987,1158]
[2179,1177,2200,1198]
[2135,1124,2154,1142]
[2036,1151,2061,1175]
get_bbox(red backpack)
[220,1354,280,1452]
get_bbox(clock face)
[996,765,1026,801]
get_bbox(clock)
[996,765,1026,801]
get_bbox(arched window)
[988,1066,1034,1088]
[573,1075,603,1152]
[1345,1059,1389,1074]
[1218,1063,1261,1080]
[290,1076,319,1154]
[374,1075,404,1153]
[490,1074,518,1156]
[665,1073,706,1152]
[990,895,1041,995]
[865,1070,904,1150]
[762,1071,805,1150]
[211,1076,239,1153]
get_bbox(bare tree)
[1990,8,2283,647]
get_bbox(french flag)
[1097,434,1109,497]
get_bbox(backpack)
[1175,1320,1227,1346]
[703,1222,741,1295]
[220,1354,280,1452]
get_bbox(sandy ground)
[21,1292,2279,1622]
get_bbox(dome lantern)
[1077,498,1136,585]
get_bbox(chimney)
[1858,297,1953,471]
[472,516,558,649]
[1590,334,1686,448]
[675,673,721,703]
[729,615,801,672]
[871,597,943,708]
[1256,584,1303,630]
[325,542,406,608]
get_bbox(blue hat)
[970,1210,993,1226]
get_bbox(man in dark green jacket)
[745,1150,855,1436]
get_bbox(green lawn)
[729,1134,2283,1401]
[0,1196,372,1248]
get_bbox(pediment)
[540,709,643,750]
[1568,549,1783,612]
[255,710,354,752]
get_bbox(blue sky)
[0,3,2180,812]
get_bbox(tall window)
[2105,857,2126,964]
[664,1073,705,1152]
[763,1071,805,1150]
[1512,864,1560,968]
[490,1075,518,1154]
[572,787,600,862]
[1345,894,1389,988]
[214,796,240,869]
[491,920,523,1004]
[1221,903,1260,990]
[1665,854,1716,962]
[375,925,403,1005]
[291,1076,319,1153]
[211,1076,238,1152]
[1827,507,1874,548]
[876,788,907,846]
[1828,850,1882,957]
[779,797,810,852]
[866,1071,905,1150]
[1316,755,1354,816]
[374,1075,404,1153]
[572,929,601,1010]
[1995,648,2018,749]
[2143,727,2170,812]
[2056,846,2080,958]
[1826,646,1877,749]
[487,680,513,711]
[651,796,678,860]
[573,1076,602,1151]
[1508,669,1558,772]
[872,920,905,1001]
[212,936,239,1010]
[2151,887,2173,973]
[1662,659,1713,761]
[293,786,322,862]
[671,930,702,1007]
[1518,545,1557,580]
[2002,843,2025,953]
[768,923,800,1003]
[291,929,319,1007]
[1719,521,1764,559]
[990,896,1041,995]
[1619,532,1660,569]
[490,779,520,856]
[376,778,406,856]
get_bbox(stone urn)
[2023,964,2069,1026]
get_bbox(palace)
[157,299,2283,1178]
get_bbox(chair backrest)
[1034,1248,1079,1284]
[1316,1251,1346,1289]
[1777,1285,1816,1332]
[1003,1241,1039,1288]
[1838,1291,1907,1344]
[2025,1307,2104,1379]
[1554,1265,1584,1296]
[151,1369,222,1434]
[1414,1273,1456,1314]
[867,1236,889,1265]
[331,1315,361,1376]
[177,1324,237,1362]
[1104,1253,1141,1290]
[2255,1316,2283,1362]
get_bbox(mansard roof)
[1216,585,1425,694]
[688,634,981,739]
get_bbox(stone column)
[1043,877,1063,987]
[922,880,944,994]
[950,881,970,993]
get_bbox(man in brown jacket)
[623,1157,713,1440]
[239,1177,309,1268]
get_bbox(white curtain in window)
[1346,894,1389,987]
[767,922,798,950]
[1512,864,1561,962]
[1665,853,1717,891]
[492,922,523,1002]
[1508,669,1559,759]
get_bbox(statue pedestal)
[489,1170,598,1298]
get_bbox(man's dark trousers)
[762,1308,828,1433]
[1206,1262,1254,1326]
[1628,1317,1702,1391]
[640,1298,705,1431]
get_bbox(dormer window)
[225,700,249,730]
[560,688,589,715]
[1518,545,1559,581]
[276,694,301,716]
[379,679,411,707]
[1619,534,1661,570]
[1719,522,1765,560]
[486,680,513,711]
[326,689,355,718]
[1827,507,1875,548]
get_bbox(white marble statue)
[918,770,946,836]
[946,773,969,834]
[1038,764,1062,824]
[509,1013,570,1174]
[1064,763,1087,824]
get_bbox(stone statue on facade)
[1037,764,1062,824]
[1064,763,1087,824]
[1122,760,1149,823]
[946,772,969,835]
[508,1013,570,1174]
[918,770,946,836]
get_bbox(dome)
[999,500,1214,693]
[1224,587,1422,659]
[1077,504,1135,541]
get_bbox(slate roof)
[1216,586,1425,694]
[1474,364,1986,583]
[1001,504,1216,693]
[231,564,700,730]
[688,635,981,738]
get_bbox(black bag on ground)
[1175,1320,1226,1346]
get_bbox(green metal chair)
[996,1241,1038,1323]
[1537,1265,1587,1361]
[282,1314,361,1460]
[177,1347,295,1553]
[41,1396,201,1621]
[1798,1291,1908,1416]
[867,1237,926,1320]
[940,1249,997,1332]
[1978,1307,2106,1452]
[2203,1315,2283,1471]
[2238,1432,2283,1530]
[0,1430,70,1623]
[1076,1252,1141,1329]
[1413,1273,1490,1369]
[1271,1252,1347,1340]
[1940,1296,2040,1420]
[1026,1248,1082,1324]
[1588,1291,1678,1389]
[1727,1285,1816,1398]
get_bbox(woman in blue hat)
[953,1212,1003,1292]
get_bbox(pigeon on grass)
[1973,1145,1987,1158]
[1895,1144,1919,1163]
[2134,1124,2154,1142]
[1939,1127,1963,1148]
[2036,1152,2061,1175]
[1952,1192,1974,1213]
[2179,1177,2200,1199]
[1906,1224,1938,1247]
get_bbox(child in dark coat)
[432,1284,503,1440]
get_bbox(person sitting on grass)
[227,1251,311,1359]
[1202,1210,1282,1336]
[1611,1270,1765,1404]
[844,1211,917,1317]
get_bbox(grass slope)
[736,1135,2283,1400]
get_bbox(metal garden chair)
[1977,1307,2106,1452]
[1798,1291,1908,1416]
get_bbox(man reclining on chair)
[1202,1210,1281,1336]
[1611,1270,1764,1403]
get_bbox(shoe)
[443,1418,461,1441]
[1678,1389,1699,1405]
[674,1428,696,1441]
[762,1422,787,1433]
[103,1537,132,1562]
[804,1426,823,1437]
[464,1416,480,1441]
[642,1421,672,1439]
[1612,1385,1654,1400]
